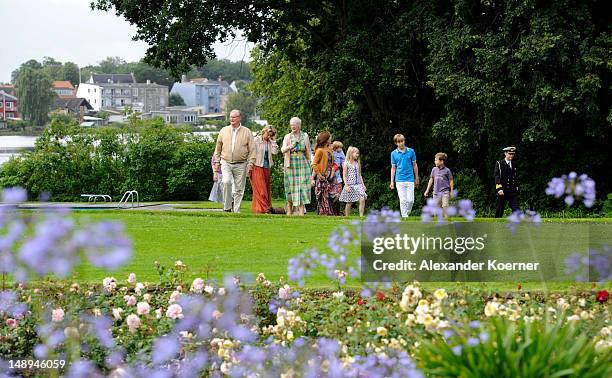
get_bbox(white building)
[76,73,168,113]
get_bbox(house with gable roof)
[76,73,168,113]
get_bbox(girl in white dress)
[339,146,367,216]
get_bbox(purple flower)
[479,332,490,343]
[152,336,181,365]
[65,360,103,378]
[565,246,611,282]
[452,345,463,356]
[33,344,49,359]
[84,315,115,349]
[0,291,27,318]
[545,177,566,198]
[457,199,476,221]
[1,187,27,203]
[546,173,596,207]
[467,337,479,347]
[421,198,445,223]
[75,222,132,270]
[506,210,541,234]
[363,207,401,241]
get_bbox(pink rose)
[166,304,183,319]
[5,318,17,328]
[278,285,291,300]
[52,308,65,322]
[169,291,181,304]
[190,278,205,293]
[127,273,136,285]
[135,283,145,295]
[124,295,137,306]
[136,302,150,315]
[126,314,140,334]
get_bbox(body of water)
[0,135,37,164]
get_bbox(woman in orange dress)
[250,126,278,213]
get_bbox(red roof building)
[0,90,19,120]
[52,81,76,98]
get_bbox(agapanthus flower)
[545,172,596,207]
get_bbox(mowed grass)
[62,202,611,292]
[72,207,351,286]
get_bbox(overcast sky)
[0,0,253,83]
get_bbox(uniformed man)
[494,146,519,218]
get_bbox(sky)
[0,0,253,83]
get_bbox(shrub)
[417,317,612,377]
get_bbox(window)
[120,99,125,106]
[0,102,2,108]
[88,88,90,93]
[6,102,13,109]
[133,88,138,96]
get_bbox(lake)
[0,136,37,164]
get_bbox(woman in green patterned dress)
[281,117,312,216]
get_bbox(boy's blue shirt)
[391,147,416,182]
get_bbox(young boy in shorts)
[423,152,454,217]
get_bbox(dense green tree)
[15,67,54,126]
[195,59,252,82]
[11,59,43,83]
[225,90,257,120]
[41,56,64,82]
[12,58,81,86]
[93,0,611,213]
[169,93,186,107]
[61,62,80,85]
[98,56,127,73]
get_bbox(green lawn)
[72,207,349,286]
[60,202,610,292]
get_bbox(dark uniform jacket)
[494,160,519,194]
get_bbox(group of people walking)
[209,110,368,216]
[210,109,520,218]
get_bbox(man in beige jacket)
[214,109,255,213]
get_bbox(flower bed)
[1,181,611,376]
[1,270,610,377]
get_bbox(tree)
[131,61,174,87]
[16,67,54,126]
[169,93,186,106]
[11,59,43,84]
[98,56,127,73]
[196,59,252,82]
[225,91,257,120]
[93,0,612,209]
[62,62,80,85]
